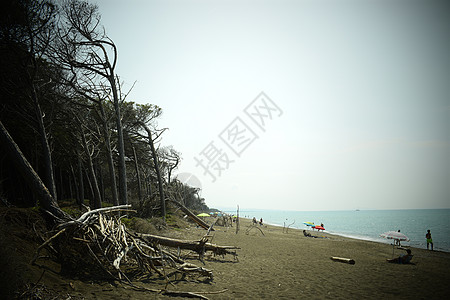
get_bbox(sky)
[93,0,449,211]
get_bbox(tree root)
[32,205,238,298]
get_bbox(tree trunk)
[167,199,211,231]
[68,166,74,200]
[132,146,143,209]
[77,152,84,208]
[134,233,237,256]
[141,124,165,220]
[80,126,102,209]
[167,157,179,184]
[0,121,69,221]
[146,175,152,198]
[109,75,127,205]
[85,169,94,207]
[58,168,64,200]
[98,102,119,206]
[96,159,105,204]
[31,86,57,201]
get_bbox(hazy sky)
[93,0,449,211]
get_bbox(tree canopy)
[0,0,209,218]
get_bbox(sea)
[221,209,450,252]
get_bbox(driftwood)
[330,257,355,265]
[283,220,295,233]
[167,199,212,231]
[235,205,240,234]
[214,215,233,227]
[32,205,238,299]
[135,233,240,258]
[245,224,265,236]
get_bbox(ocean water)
[225,209,450,252]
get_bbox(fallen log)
[134,232,239,258]
[167,199,212,231]
[330,256,355,264]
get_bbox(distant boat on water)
[355,209,360,211]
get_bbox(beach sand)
[158,218,450,299]
[2,213,450,299]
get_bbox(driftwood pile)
[31,205,239,299]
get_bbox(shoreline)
[3,210,449,299]
[173,217,450,299]
[239,213,450,253]
[244,217,449,254]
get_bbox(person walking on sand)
[426,229,433,250]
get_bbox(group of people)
[252,217,263,226]
[387,229,434,265]
[394,229,434,251]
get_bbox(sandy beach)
[2,212,450,299]
[159,218,450,299]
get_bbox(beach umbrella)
[197,213,209,217]
[303,222,315,228]
[380,231,410,256]
[380,231,410,242]
[314,225,325,231]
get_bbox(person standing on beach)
[395,230,401,246]
[426,230,433,250]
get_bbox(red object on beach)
[314,225,325,231]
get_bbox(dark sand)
[164,218,450,299]
[2,210,450,299]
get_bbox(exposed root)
[31,205,238,298]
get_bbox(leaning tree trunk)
[141,123,165,220]
[0,121,70,221]
[167,199,212,230]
